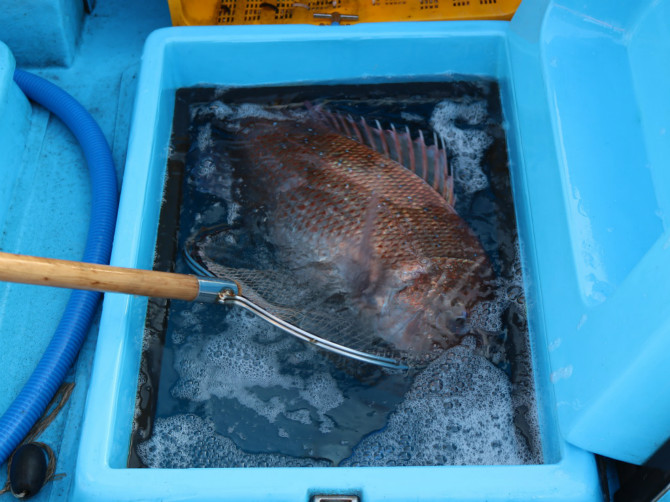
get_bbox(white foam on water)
[196,122,214,152]
[469,241,526,335]
[137,414,328,468]
[191,100,233,122]
[188,153,234,200]
[464,241,542,464]
[226,201,241,225]
[233,103,287,121]
[170,303,208,345]
[442,100,489,126]
[342,340,535,466]
[170,309,346,428]
[430,100,492,195]
[298,373,344,424]
[195,201,226,227]
[284,409,312,425]
[400,111,424,123]
[318,415,335,435]
[213,87,231,99]
[189,102,308,206]
[209,100,233,119]
[200,101,308,124]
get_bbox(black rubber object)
[9,443,48,499]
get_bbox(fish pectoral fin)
[346,194,388,299]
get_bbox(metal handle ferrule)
[195,277,239,303]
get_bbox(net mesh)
[185,225,400,361]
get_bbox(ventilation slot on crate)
[217,0,237,23]
[309,0,337,11]
[274,0,293,20]
[244,0,261,21]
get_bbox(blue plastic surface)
[0,0,84,67]
[0,2,171,500]
[73,21,603,502]
[0,43,31,233]
[521,0,670,464]
[0,68,118,466]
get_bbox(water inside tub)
[129,82,543,468]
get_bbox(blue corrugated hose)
[0,70,118,465]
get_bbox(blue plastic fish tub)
[73,0,670,499]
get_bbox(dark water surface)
[128,82,542,468]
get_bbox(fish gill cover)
[131,82,542,468]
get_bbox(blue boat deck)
[0,2,170,499]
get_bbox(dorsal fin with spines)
[310,106,454,206]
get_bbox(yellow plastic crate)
[167,0,520,26]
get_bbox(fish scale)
[200,112,494,354]
[247,120,482,262]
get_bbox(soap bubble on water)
[197,101,308,124]
[189,154,234,199]
[170,308,346,428]
[438,100,489,126]
[191,100,233,122]
[469,241,527,334]
[209,100,233,120]
[342,341,534,466]
[285,409,312,425]
[137,414,329,468]
[298,372,344,425]
[400,111,423,123]
[196,122,214,152]
[430,100,492,195]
